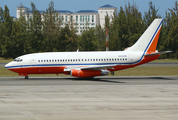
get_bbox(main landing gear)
[25,76,29,79]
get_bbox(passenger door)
[30,55,36,66]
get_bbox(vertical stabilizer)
[126,19,163,52]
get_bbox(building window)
[76,15,78,22]
[71,15,73,22]
[65,16,67,22]
[30,16,33,20]
[62,16,64,22]
[92,15,94,22]
[83,15,84,22]
[85,15,87,22]
[80,15,82,22]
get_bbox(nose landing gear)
[18,73,29,79]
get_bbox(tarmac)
[0,76,178,120]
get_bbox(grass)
[1,66,178,77]
[111,66,178,76]
[151,59,178,63]
[0,57,13,63]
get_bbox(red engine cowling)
[70,69,101,78]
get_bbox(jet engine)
[70,69,109,78]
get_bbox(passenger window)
[73,59,75,61]
[38,60,40,62]
[49,60,51,62]
[93,59,95,61]
[41,60,43,62]
[125,58,127,60]
[91,59,92,61]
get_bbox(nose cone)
[5,62,11,69]
[5,63,9,68]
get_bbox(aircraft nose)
[5,62,11,69]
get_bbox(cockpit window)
[14,58,23,62]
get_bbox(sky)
[0,0,177,18]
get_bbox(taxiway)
[0,76,178,120]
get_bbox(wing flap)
[64,64,118,72]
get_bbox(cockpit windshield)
[14,58,23,62]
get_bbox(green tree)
[42,1,61,52]
[161,1,178,58]
[1,5,13,58]
[95,25,105,51]
[143,1,160,27]
[27,2,43,53]
[78,28,98,51]
[58,24,78,51]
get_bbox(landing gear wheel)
[25,76,29,79]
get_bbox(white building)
[16,4,117,35]
[73,10,99,34]
[98,4,118,28]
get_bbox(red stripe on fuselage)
[8,66,65,74]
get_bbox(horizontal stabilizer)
[144,51,172,56]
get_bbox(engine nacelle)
[70,69,109,78]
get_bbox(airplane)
[5,18,172,79]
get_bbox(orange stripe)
[147,27,161,52]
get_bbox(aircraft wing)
[144,51,172,56]
[64,64,118,72]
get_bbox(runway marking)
[19,111,41,120]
